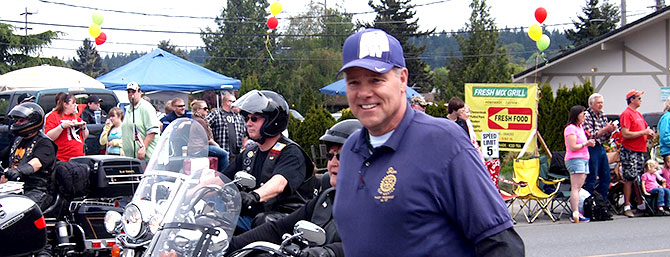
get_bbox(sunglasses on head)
[325,152,340,161]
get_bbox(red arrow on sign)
[488,107,533,130]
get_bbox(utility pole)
[620,0,626,27]
[19,7,34,36]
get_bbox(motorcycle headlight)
[148,214,162,235]
[122,204,143,238]
[104,211,122,234]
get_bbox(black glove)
[3,168,20,181]
[240,191,260,208]
[299,247,336,257]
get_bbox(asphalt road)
[516,212,670,257]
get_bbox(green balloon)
[536,34,550,51]
[92,12,104,25]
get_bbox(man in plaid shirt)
[207,91,247,160]
[583,93,617,198]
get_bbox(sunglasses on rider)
[325,152,340,161]
[245,115,263,123]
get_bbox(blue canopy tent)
[97,48,241,92]
[320,79,420,98]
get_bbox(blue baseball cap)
[337,28,406,77]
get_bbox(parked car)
[0,88,120,153]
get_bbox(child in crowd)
[100,107,124,155]
[662,159,670,189]
[641,160,670,214]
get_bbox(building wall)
[517,20,670,115]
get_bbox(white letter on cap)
[358,31,390,59]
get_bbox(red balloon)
[267,17,278,30]
[535,7,547,24]
[95,32,107,45]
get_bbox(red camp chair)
[486,159,522,223]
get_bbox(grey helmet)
[319,119,363,147]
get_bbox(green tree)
[202,0,271,80]
[444,0,511,100]
[239,72,262,96]
[0,23,63,74]
[71,38,107,78]
[278,3,355,114]
[566,0,620,47]
[293,105,336,167]
[157,40,187,59]
[365,0,434,92]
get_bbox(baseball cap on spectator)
[126,81,141,91]
[625,90,644,101]
[17,93,35,103]
[87,95,103,103]
[337,28,406,77]
[410,95,427,107]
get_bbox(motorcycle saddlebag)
[0,195,47,257]
[70,155,144,198]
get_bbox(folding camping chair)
[512,157,565,223]
[544,152,572,219]
[486,159,519,206]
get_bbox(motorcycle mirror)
[234,172,256,188]
[293,220,326,246]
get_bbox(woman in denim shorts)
[564,105,596,223]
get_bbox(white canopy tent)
[0,65,105,91]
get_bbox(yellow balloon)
[270,2,282,16]
[528,24,542,42]
[89,24,101,38]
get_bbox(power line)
[0,18,578,37]
[38,0,452,22]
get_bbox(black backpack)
[52,160,90,200]
[583,191,613,221]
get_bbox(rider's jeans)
[208,145,229,172]
[649,188,670,207]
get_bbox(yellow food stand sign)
[465,83,538,152]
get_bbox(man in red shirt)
[620,89,655,217]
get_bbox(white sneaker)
[637,204,646,211]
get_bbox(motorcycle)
[105,118,252,257]
[228,220,327,257]
[0,183,48,257]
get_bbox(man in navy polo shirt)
[333,28,524,257]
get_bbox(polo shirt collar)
[351,103,414,154]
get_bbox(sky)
[0,0,657,60]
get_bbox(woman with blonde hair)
[100,107,124,155]
[191,100,229,171]
[45,92,89,161]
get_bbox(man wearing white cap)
[332,28,523,257]
[122,82,160,161]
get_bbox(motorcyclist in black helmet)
[227,119,363,257]
[0,102,58,210]
[208,90,318,231]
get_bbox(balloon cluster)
[88,12,106,45]
[528,7,549,52]
[267,2,282,29]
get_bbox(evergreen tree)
[566,0,620,47]
[202,0,272,81]
[0,22,63,74]
[444,0,511,100]
[71,38,106,78]
[157,40,187,59]
[364,0,434,92]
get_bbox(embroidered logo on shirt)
[375,167,397,202]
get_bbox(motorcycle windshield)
[145,174,241,257]
[127,118,214,238]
